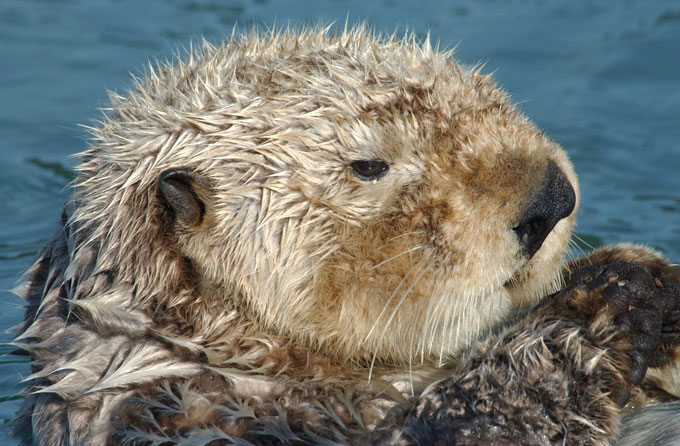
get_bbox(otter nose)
[513,160,576,258]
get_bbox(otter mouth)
[504,262,530,289]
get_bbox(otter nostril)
[516,217,546,253]
[513,161,576,258]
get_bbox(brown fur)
[11,26,680,445]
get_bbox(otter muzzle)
[513,160,576,258]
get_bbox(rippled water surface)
[1,0,679,441]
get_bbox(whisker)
[370,245,423,270]
[412,267,443,366]
[361,261,421,347]
[421,271,449,359]
[432,271,451,367]
[386,231,426,243]
[422,254,456,364]
[447,289,458,361]
[571,232,595,250]
[408,319,417,397]
[567,236,590,267]
[566,240,577,257]
[368,261,430,382]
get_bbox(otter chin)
[12,26,680,446]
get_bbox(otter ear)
[158,168,204,226]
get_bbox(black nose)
[513,160,576,258]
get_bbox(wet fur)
[11,26,680,445]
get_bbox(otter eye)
[350,160,389,181]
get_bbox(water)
[0,0,678,442]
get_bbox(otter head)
[74,28,578,368]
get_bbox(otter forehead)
[73,26,578,366]
[90,28,507,170]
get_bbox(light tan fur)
[12,26,680,446]
[71,26,577,366]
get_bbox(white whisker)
[408,320,417,397]
[368,260,430,382]
[571,232,595,251]
[370,245,423,270]
[421,270,448,359]
[432,271,450,367]
[361,261,422,347]
[386,231,426,243]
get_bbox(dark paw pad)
[563,261,680,405]
[577,262,655,306]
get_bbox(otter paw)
[587,262,680,368]
[558,261,680,404]
[647,267,680,367]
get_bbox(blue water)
[0,0,679,442]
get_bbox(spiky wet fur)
[11,26,680,445]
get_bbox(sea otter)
[11,26,680,445]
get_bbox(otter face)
[303,98,579,364]
[88,29,578,367]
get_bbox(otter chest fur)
[13,26,680,446]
